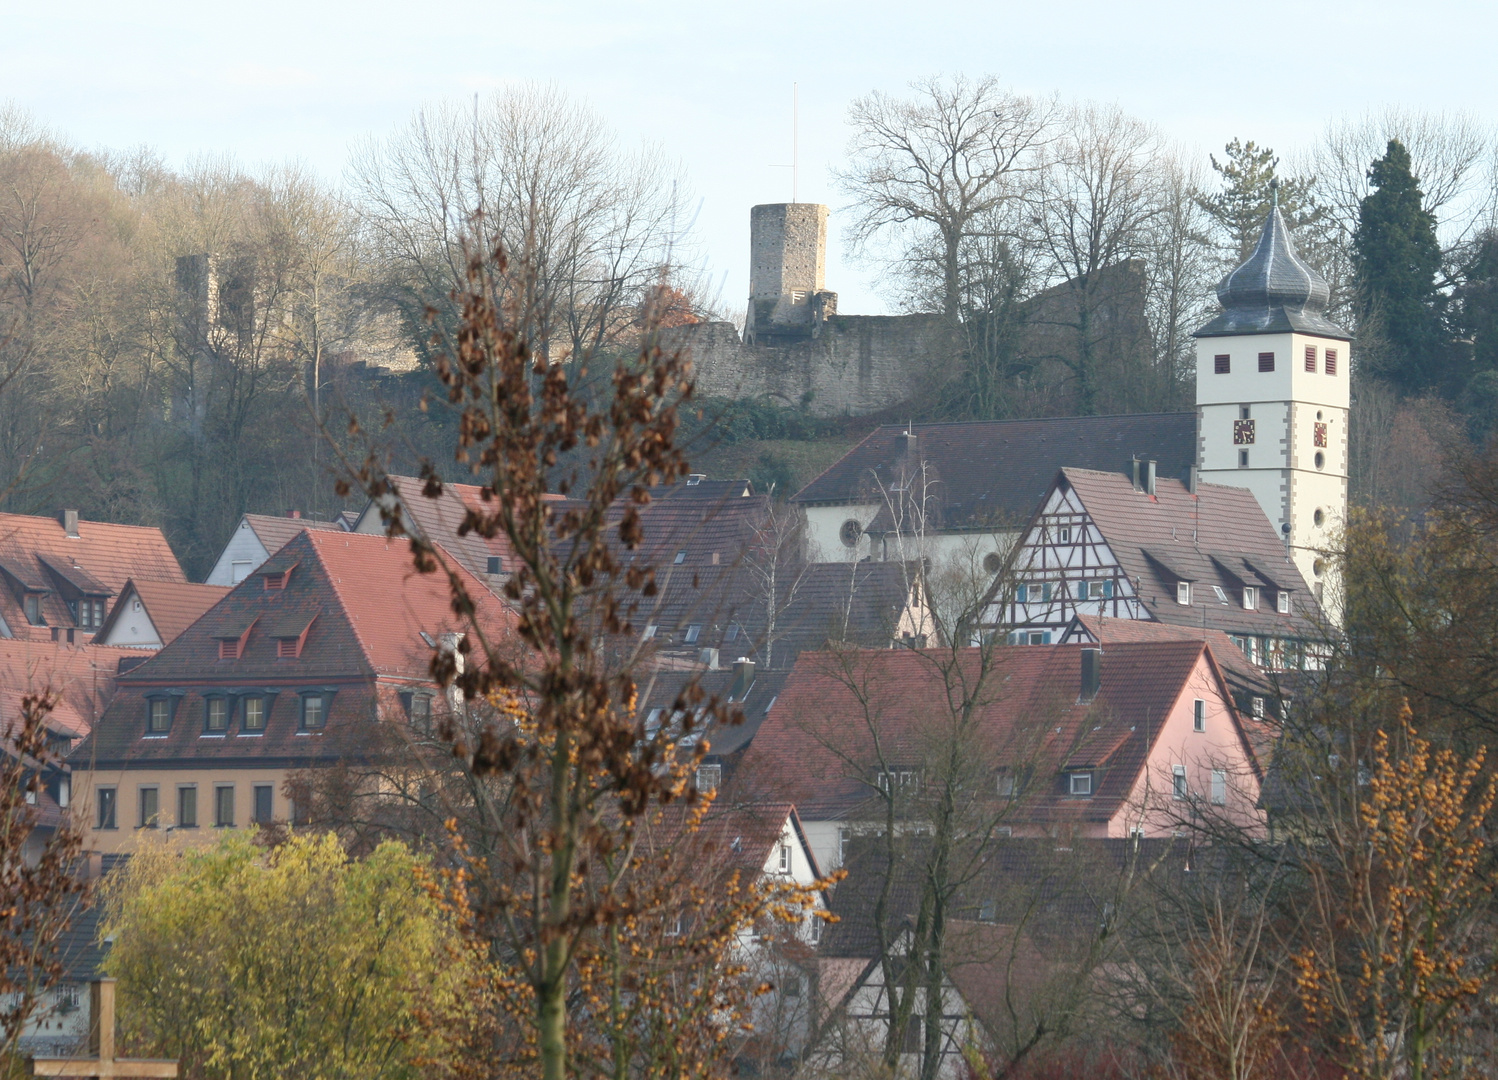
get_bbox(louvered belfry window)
[1258,352,1275,372]
[1325,349,1338,375]
[1304,345,1317,372]
[1214,355,1230,374]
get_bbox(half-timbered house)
[984,467,1323,669]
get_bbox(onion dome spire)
[1193,187,1350,340]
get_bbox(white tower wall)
[1195,331,1348,609]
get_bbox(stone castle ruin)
[673,203,960,416]
[674,202,1148,419]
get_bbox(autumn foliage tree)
[1293,711,1496,1080]
[343,227,828,1079]
[0,691,89,1068]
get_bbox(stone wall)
[671,313,961,417]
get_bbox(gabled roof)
[354,476,522,582]
[96,579,232,647]
[242,513,345,554]
[109,531,513,684]
[1055,468,1323,637]
[0,639,147,738]
[737,640,1232,824]
[1062,615,1280,774]
[0,512,185,640]
[76,531,517,768]
[790,414,1197,531]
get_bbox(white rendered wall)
[204,519,271,586]
[1195,332,1349,608]
[97,592,162,649]
[802,503,880,561]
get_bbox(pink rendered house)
[735,640,1265,869]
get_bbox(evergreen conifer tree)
[1197,139,1320,264]
[1353,139,1446,391]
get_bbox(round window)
[1314,451,1325,470]
[983,552,1002,575]
[1313,558,1326,578]
[839,519,862,548]
[1313,508,1325,527]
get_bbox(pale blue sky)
[2,0,1485,313]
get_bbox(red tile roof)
[0,639,144,737]
[98,580,232,647]
[0,512,184,640]
[75,530,518,768]
[243,513,344,556]
[738,641,1231,825]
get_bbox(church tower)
[1193,191,1349,613]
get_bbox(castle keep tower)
[745,203,837,343]
[1193,194,1350,611]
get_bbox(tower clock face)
[1233,419,1256,445]
[1313,422,1328,448]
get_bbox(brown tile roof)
[362,476,522,581]
[791,414,1196,531]
[1056,468,1321,637]
[736,640,1232,825]
[0,512,184,640]
[98,580,232,647]
[243,513,344,556]
[75,530,517,769]
[0,639,145,738]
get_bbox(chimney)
[1186,465,1198,494]
[729,657,756,701]
[1131,457,1141,491]
[287,509,301,519]
[439,632,466,675]
[1080,647,1102,703]
[61,509,79,538]
[698,647,720,670]
[1144,460,1157,496]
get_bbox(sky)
[2,0,1491,314]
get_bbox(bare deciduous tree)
[350,84,686,371]
[1029,103,1165,416]
[836,75,1055,321]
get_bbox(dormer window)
[219,639,240,660]
[1176,581,1191,606]
[23,594,42,625]
[1276,591,1290,614]
[146,697,175,734]
[1069,772,1093,797]
[263,568,292,591]
[1242,587,1258,610]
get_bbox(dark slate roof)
[1194,205,1350,340]
[790,414,1197,531]
[1058,468,1323,638]
[636,664,792,758]
[821,835,1193,959]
